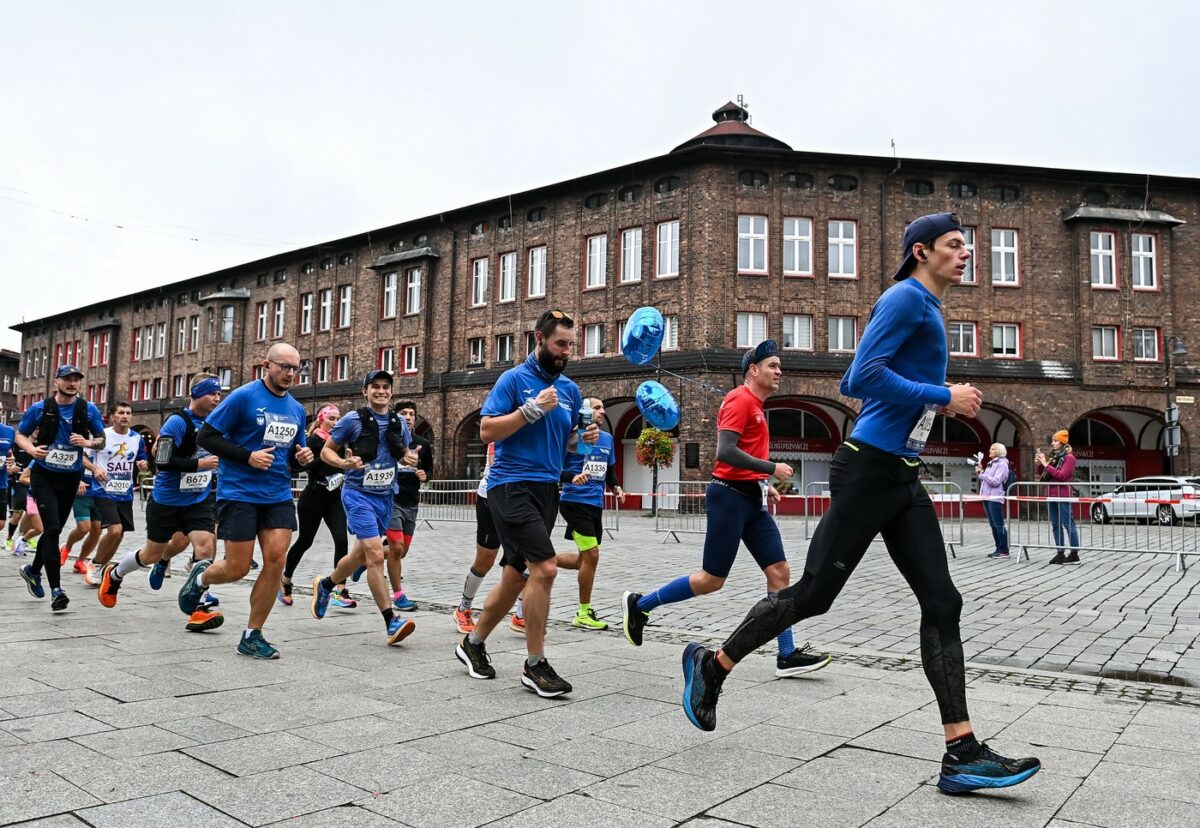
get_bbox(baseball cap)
[741,339,779,373]
[362,369,393,387]
[892,212,965,281]
[55,364,84,379]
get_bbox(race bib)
[104,477,133,495]
[324,473,345,491]
[262,413,299,449]
[44,445,79,470]
[759,479,769,512]
[904,405,937,454]
[583,459,608,480]
[180,471,212,492]
[362,463,396,492]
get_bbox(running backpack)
[1004,462,1018,493]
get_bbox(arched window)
[526,206,547,223]
[990,184,1021,203]
[1070,418,1123,447]
[767,409,831,439]
[828,174,859,192]
[470,220,488,236]
[948,180,977,198]
[618,184,643,203]
[338,253,353,265]
[412,233,428,246]
[498,215,512,230]
[738,169,769,188]
[654,176,680,194]
[622,415,680,440]
[1083,188,1109,206]
[389,240,402,252]
[904,179,934,196]
[583,192,608,210]
[782,171,814,190]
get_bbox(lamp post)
[1163,335,1188,475]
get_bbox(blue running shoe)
[681,642,724,732]
[177,559,211,615]
[236,629,279,659]
[147,561,168,591]
[938,743,1041,795]
[201,591,219,608]
[351,565,366,582]
[310,576,332,619]
[392,593,417,611]
[386,616,416,645]
[20,565,45,599]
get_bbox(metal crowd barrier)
[801,480,966,556]
[1005,480,1199,571]
[418,480,620,537]
[654,481,710,543]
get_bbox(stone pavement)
[2,512,1199,826]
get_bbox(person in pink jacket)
[1035,430,1079,565]
[976,443,1011,559]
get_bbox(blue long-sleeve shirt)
[840,278,952,456]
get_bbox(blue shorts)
[701,480,786,578]
[342,486,391,541]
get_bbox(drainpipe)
[879,152,902,290]
[437,215,458,475]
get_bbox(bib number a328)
[44,445,79,470]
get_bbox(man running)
[60,474,103,577]
[82,401,149,581]
[678,212,1041,796]
[309,370,418,645]
[557,397,625,631]
[453,442,498,633]
[178,347,313,658]
[454,309,595,698]
[15,365,106,610]
[384,400,432,612]
[99,374,224,632]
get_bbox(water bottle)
[578,403,593,456]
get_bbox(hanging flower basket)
[636,427,675,467]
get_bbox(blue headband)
[190,378,221,399]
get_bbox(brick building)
[0,349,18,423]
[12,102,1199,501]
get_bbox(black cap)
[893,212,965,281]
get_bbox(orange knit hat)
[1053,429,1069,444]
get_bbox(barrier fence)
[654,481,711,542]
[419,480,620,537]
[800,481,966,555]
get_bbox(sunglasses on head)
[547,309,573,324]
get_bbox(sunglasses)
[546,309,573,324]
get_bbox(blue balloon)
[636,380,680,431]
[622,307,664,365]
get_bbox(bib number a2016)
[180,471,212,492]
[44,446,79,470]
[262,413,298,449]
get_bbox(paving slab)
[187,765,366,826]
[75,790,246,828]
[0,771,102,825]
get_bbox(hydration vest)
[38,396,93,445]
[349,407,407,463]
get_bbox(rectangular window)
[1132,328,1159,361]
[1090,231,1116,287]
[620,228,642,283]
[338,286,352,327]
[782,314,814,350]
[402,344,419,374]
[89,332,109,367]
[155,323,166,358]
[783,218,813,276]
[253,365,266,381]
[737,215,768,273]
[129,381,139,402]
[828,316,857,352]
[495,334,513,364]
[132,328,142,362]
[828,221,857,278]
[141,379,151,401]
[1132,234,1157,289]
[319,289,332,331]
[663,315,679,351]
[381,272,397,319]
[255,303,268,340]
[736,312,767,347]
[992,323,1020,358]
[300,294,312,334]
[948,321,977,356]
[528,246,546,297]
[153,378,164,399]
[991,229,1019,284]
[498,252,517,302]
[1092,325,1119,360]
[405,268,422,314]
[586,235,607,288]
[332,355,345,381]
[656,220,680,278]
[377,347,395,372]
[189,316,199,351]
[584,323,605,357]
[472,258,489,306]
[313,358,328,384]
[272,298,285,338]
[468,337,485,366]
[961,227,977,283]
[96,383,106,404]
[176,318,186,353]
[218,368,232,389]
[525,331,536,356]
[172,375,184,397]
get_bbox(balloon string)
[655,365,725,395]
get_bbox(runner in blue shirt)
[177,345,314,659]
[82,402,149,581]
[679,212,1041,797]
[454,309,597,699]
[15,364,106,611]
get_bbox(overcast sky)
[3,0,1197,352]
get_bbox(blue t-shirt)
[17,397,107,474]
[840,278,953,457]
[204,380,306,504]
[0,424,14,490]
[329,408,410,494]
[482,352,582,489]
[86,427,149,502]
[152,409,214,507]
[561,430,615,508]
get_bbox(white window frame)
[961,227,977,284]
[782,314,814,351]
[656,220,680,278]
[402,344,419,374]
[991,229,1019,285]
[218,368,233,389]
[338,285,352,327]
[255,303,268,341]
[175,318,186,353]
[992,323,1020,358]
[620,228,642,283]
[1090,231,1116,288]
[586,234,607,289]
[737,215,768,273]
[272,298,285,338]
[172,375,184,397]
[300,293,313,334]
[316,358,329,383]
[1133,328,1159,362]
[948,321,977,356]
[155,323,166,358]
[828,221,857,278]
[331,355,344,381]
[782,218,813,276]
[583,323,605,357]
[405,268,422,314]
[378,347,395,373]
[468,337,485,365]
[662,315,679,351]
[495,334,513,364]
[736,312,767,348]
[1132,234,1157,289]
[132,328,143,361]
[381,272,398,319]
[471,258,489,306]
[828,316,857,352]
[527,246,546,297]
[319,289,332,331]
[189,316,199,351]
[1092,325,1119,361]
[498,252,517,302]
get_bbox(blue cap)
[741,339,779,373]
[55,364,83,379]
[362,369,393,388]
[893,212,965,281]
[622,307,665,366]
[636,380,679,431]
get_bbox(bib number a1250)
[262,413,298,449]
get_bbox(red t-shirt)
[712,385,769,481]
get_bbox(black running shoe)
[775,644,832,678]
[1047,552,1067,565]
[521,659,572,698]
[50,588,70,612]
[938,742,1041,795]
[455,634,496,679]
[622,591,649,647]
[681,642,724,731]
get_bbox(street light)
[1163,334,1188,475]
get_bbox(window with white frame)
[132,328,143,361]
[338,285,352,327]
[992,323,1019,357]
[662,315,679,351]
[498,253,516,302]
[255,303,268,340]
[472,258,488,306]
[1133,328,1158,361]
[317,358,330,383]
[377,347,394,372]
[253,365,266,381]
[1132,234,1156,289]
[1090,232,1116,287]
[189,315,199,350]
[528,246,546,297]
[586,235,607,288]
[218,368,233,390]
[828,316,857,352]
[783,218,813,275]
[155,323,166,358]
[948,321,977,356]
[656,220,679,278]
[381,272,397,318]
[736,312,767,347]
[130,381,140,402]
[620,228,642,283]
[300,293,313,334]
[828,220,857,278]
[961,227,977,283]
[584,323,605,356]
[468,337,485,365]
[153,378,164,399]
[495,334,513,364]
[737,215,768,272]
[991,229,1019,284]
[403,344,419,373]
[172,375,184,397]
[1092,326,1119,360]
[525,331,536,355]
[141,379,151,401]
[176,318,186,353]
[782,314,813,350]
[332,355,345,381]
[319,289,332,330]
[405,268,422,314]
[273,298,285,338]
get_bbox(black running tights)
[284,486,348,579]
[29,466,82,591]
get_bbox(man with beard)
[455,310,597,698]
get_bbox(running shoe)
[201,591,219,608]
[162,564,172,579]
[20,564,44,598]
[28,537,38,551]
[50,588,69,612]
[82,562,99,586]
[147,560,169,591]
[1064,552,1081,565]
[13,538,28,556]
[988,550,1010,560]
[521,659,572,698]
[351,565,366,582]
[277,580,293,607]
[386,616,416,645]
[509,614,526,634]
[177,559,211,615]
[1048,552,1067,565]
[937,743,1041,795]
[331,590,357,609]
[622,591,649,646]
[72,559,88,574]
[572,605,609,630]
[453,606,475,634]
[393,593,417,612]
[682,643,724,732]
[249,558,259,570]
[775,644,832,678]
[185,608,225,632]
[59,545,70,565]
[236,629,279,659]
[98,563,121,608]
[2,538,9,551]
[455,634,496,679]
[310,576,332,619]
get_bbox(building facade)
[13,103,1199,501]
[0,349,18,423]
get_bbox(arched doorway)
[612,407,679,509]
[1068,408,1179,481]
[454,410,485,480]
[763,397,850,496]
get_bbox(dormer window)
[654,176,680,194]
[583,192,608,210]
[738,169,768,189]
[828,174,858,192]
[904,179,934,196]
[618,184,643,203]
[782,171,813,190]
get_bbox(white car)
[1090,476,1200,526]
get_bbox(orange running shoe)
[185,608,225,632]
[72,559,88,574]
[97,563,121,608]
[60,545,71,565]
[454,606,475,634]
[83,562,99,587]
[509,614,526,634]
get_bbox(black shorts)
[96,497,135,532]
[10,482,27,512]
[475,495,500,550]
[486,482,558,570]
[0,489,7,517]
[146,497,217,544]
[217,499,297,541]
[560,500,603,542]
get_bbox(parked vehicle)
[1090,476,1200,525]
